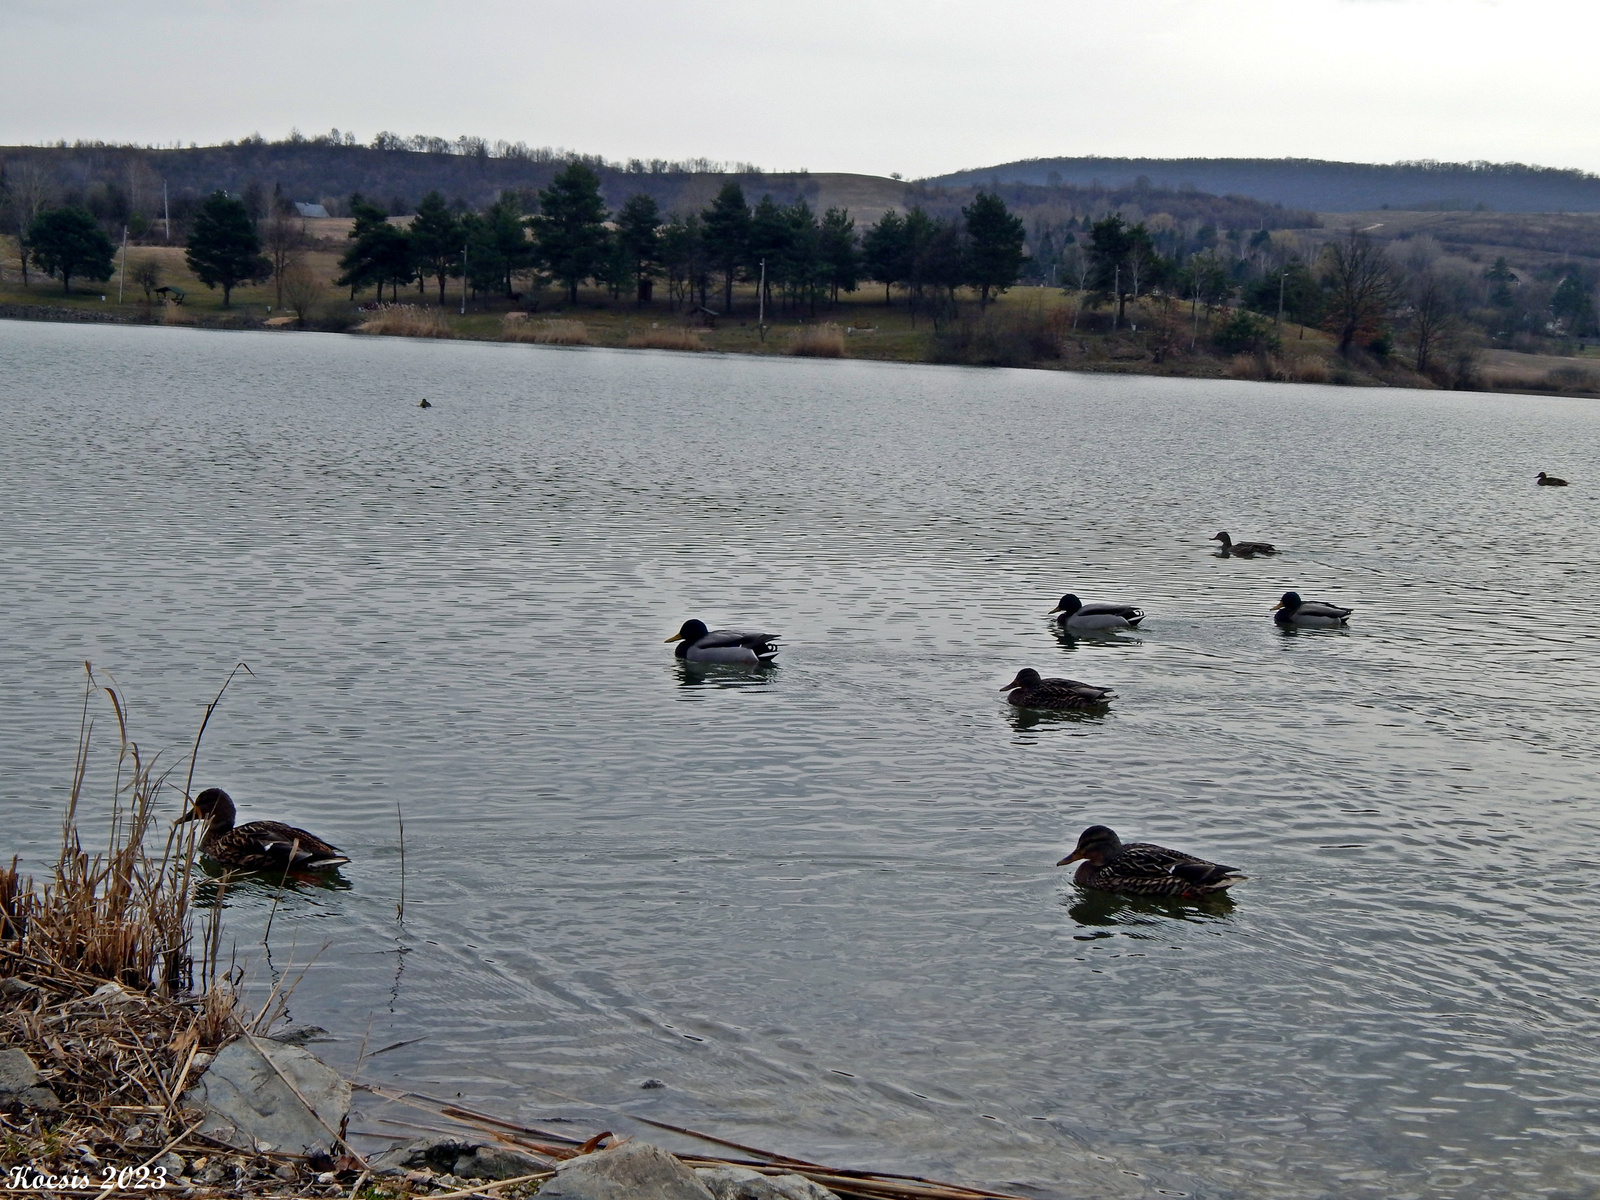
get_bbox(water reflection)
[672,661,778,691]
[191,859,352,909]
[1050,625,1143,652]
[1065,887,1237,930]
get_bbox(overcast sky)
[5,0,1596,177]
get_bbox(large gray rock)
[0,1048,60,1111]
[179,1036,349,1156]
[696,1165,839,1200]
[369,1136,547,1181]
[538,1141,714,1200]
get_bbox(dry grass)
[787,322,847,357]
[1228,353,1332,384]
[357,304,456,339]
[625,325,706,352]
[501,316,591,345]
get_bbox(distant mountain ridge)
[927,157,1600,214]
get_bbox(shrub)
[626,326,705,351]
[502,317,590,345]
[1545,364,1599,392]
[787,323,846,357]
[357,303,455,338]
[929,307,1064,367]
[1212,308,1278,356]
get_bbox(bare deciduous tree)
[1321,230,1398,356]
[280,260,325,327]
[263,201,305,309]
[1405,271,1457,377]
[129,257,161,304]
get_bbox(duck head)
[1270,591,1303,614]
[1047,594,1083,618]
[665,619,709,645]
[1000,668,1042,692]
[1057,824,1122,867]
[1210,531,1231,546]
[176,787,236,830]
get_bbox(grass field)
[1,231,1592,397]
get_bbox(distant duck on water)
[1000,668,1115,711]
[176,788,350,873]
[1271,590,1352,627]
[1058,825,1246,898]
[665,619,780,665]
[1048,593,1145,632]
[1210,531,1277,557]
[1537,471,1567,486]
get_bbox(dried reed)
[787,322,847,357]
[356,304,457,339]
[625,326,706,352]
[501,317,591,345]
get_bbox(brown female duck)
[1000,668,1115,711]
[176,788,349,872]
[1057,825,1245,898]
[1210,531,1277,557]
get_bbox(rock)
[87,981,144,1010]
[453,1145,548,1181]
[369,1135,548,1181]
[540,1142,714,1200]
[0,977,43,1002]
[179,1036,350,1157]
[265,1024,331,1045]
[0,1047,61,1111]
[155,1153,184,1178]
[273,1164,297,1180]
[640,1078,666,1089]
[696,1165,839,1200]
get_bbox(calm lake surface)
[4,320,1599,1199]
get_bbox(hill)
[928,157,1600,214]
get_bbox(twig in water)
[396,801,406,921]
[262,837,300,945]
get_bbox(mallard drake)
[1536,471,1568,486]
[176,788,349,873]
[1057,825,1245,898]
[1271,590,1352,627]
[1210,531,1277,557]
[1000,668,1115,710]
[665,619,779,665]
[1048,593,1144,632]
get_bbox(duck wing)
[688,629,780,663]
[1297,602,1352,620]
[1075,603,1145,625]
[1038,677,1117,704]
[220,821,350,871]
[1097,842,1245,895]
[1232,541,1276,556]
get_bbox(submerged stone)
[370,1135,546,1181]
[696,1165,839,1200]
[0,1047,61,1111]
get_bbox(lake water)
[4,319,1599,1199]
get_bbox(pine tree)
[615,193,662,305]
[410,191,463,305]
[531,163,610,305]
[701,182,750,315]
[185,191,270,307]
[26,207,115,294]
[962,192,1026,306]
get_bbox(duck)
[1536,471,1568,486]
[418,398,433,409]
[1210,531,1277,557]
[1000,668,1115,711]
[1048,593,1144,632]
[665,619,779,665]
[1271,590,1352,627]
[175,788,350,873]
[1057,825,1246,898]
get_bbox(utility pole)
[1276,269,1286,341]
[163,181,170,242]
[460,245,467,315]
[1113,264,1120,331]
[117,226,127,303]
[758,257,766,341]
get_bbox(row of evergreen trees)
[334,162,1028,316]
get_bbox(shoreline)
[8,299,1599,401]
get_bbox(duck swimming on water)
[1000,668,1115,711]
[1211,531,1277,557]
[1048,594,1145,632]
[1536,471,1568,486]
[176,788,349,873]
[665,619,780,665]
[1271,590,1352,627]
[1058,825,1245,898]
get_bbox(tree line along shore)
[3,157,1598,395]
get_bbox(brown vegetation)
[625,325,706,351]
[786,323,847,357]
[357,303,455,338]
[501,316,591,345]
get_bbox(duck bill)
[663,633,686,643]
[174,809,199,826]
[1269,602,1285,612]
[1057,851,1084,866]
[1045,606,1066,616]
[999,674,1025,691]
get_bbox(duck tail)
[304,854,351,869]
